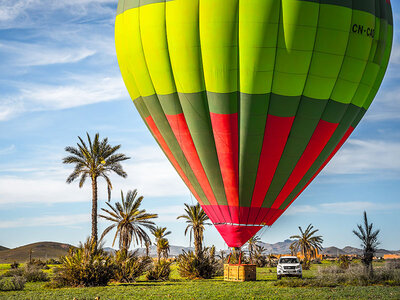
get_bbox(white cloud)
[1,75,128,120]
[14,46,96,66]
[0,0,116,28]
[0,99,24,121]
[323,139,400,175]
[366,83,400,122]
[0,145,15,155]
[0,214,89,228]
[22,76,127,109]
[287,201,400,216]
[0,176,91,205]
[0,145,189,206]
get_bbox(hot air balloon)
[115,0,393,248]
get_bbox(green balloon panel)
[115,0,392,247]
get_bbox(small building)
[383,254,400,260]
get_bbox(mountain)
[0,246,9,251]
[321,247,346,256]
[257,239,294,254]
[0,242,73,263]
[321,246,398,257]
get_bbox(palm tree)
[63,133,130,243]
[145,240,151,257]
[247,236,261,264]
[266,254,277,268]
[353,211,380,277]
[290,224,323,269]
[151,226,171,262]
[289,244,296,256]
[158,238,170,260]
[177,203,211,257]
[99,189,158,251]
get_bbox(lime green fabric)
[115,0,393,210]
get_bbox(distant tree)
[99,189,157,251]
[246,236,261,264]
[338,255,351,270]
[253,245,267,267]
[63,133,130,243]
[290,224,323,269]
[289,244,296,256]
[266,254,277,268]
[177,203,210,258]
[217,250,227,263]
[151,227,171,262]
[158,238,170,260]
[353,211,380,277]
[145,240,151,257]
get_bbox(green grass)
[0,263,399,299]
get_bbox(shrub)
[27,259,47,269]
[386,259,400,270]
[48,238,115,287]
[10,262,19,269]
[338,255,351,270]
[2,268,23,278]
[113,250,152,283]
[45,258,61,265]
[2,265,49,282]
[146,260,171,281]
[0,276,26,291]
[317,264,400,286]
[275,264,400,288]
[24,265,49,282]
[177,248,219,279]
[312,258,322,264]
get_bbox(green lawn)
[1,263,399,299]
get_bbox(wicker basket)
[224,264,256,281]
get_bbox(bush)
[312,258,322,264]
[48,238,115,288]
[24,265,49,282]
[338,255,351,270]
[45,258,61,265]
[146,260,171,281]
[0,276,26,291]
[10,262,19,269]
[177,248,219,279]
[2,265,49,282]
[113,250,152,283]
[317,264,400,286]
[2,268,24,278]
[386,259,400,270]
[27,259,47,269]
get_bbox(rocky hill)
[0,242,72,263]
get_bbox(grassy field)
[0,263,399,299]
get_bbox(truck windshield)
[279,258,299,264]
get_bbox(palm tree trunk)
[194,228,201,258]
[91,176,98,244]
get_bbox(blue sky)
[0,1,399,252]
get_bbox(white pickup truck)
[277,256,302,279]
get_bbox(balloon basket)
[223,264,256,282]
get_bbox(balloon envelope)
[115,0,393,247]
